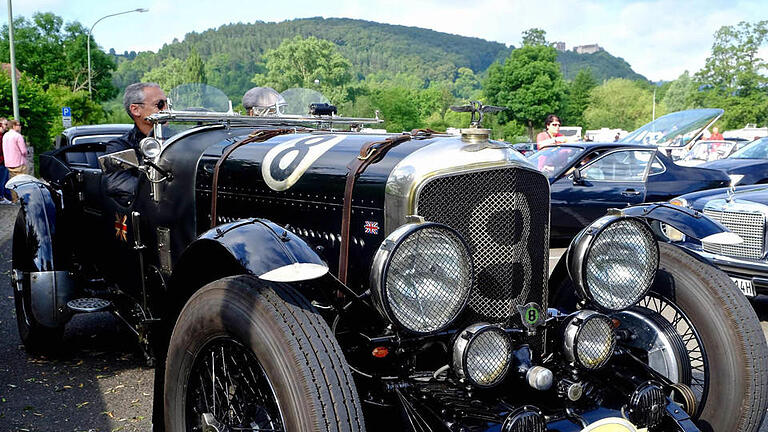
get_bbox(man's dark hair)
[123,82,162,117]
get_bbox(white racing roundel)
[262,135,345,191]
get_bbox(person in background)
[2,119,28,203]
[103,82,166,206]
[536,114,566,149]
[710,126,724,141]
[0,118,12,204]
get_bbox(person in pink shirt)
[536,114,566,150]
[3,119,28,202]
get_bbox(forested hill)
[111,17,645,96]
[558,50,646,82]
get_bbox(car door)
[550,149,653,239]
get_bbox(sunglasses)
[135,99,167,110]
[550,123,561,127]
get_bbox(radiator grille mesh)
[416,167,550,326]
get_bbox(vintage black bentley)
[8,86,768,432]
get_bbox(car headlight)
[729,174,744,186]
[567,216,659,311]
[563,310,616,370]
[370,222,473,334]
[452,323,513,387]
[139,137,161,158]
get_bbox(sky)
[3,0,768,82]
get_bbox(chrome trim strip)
[384,138,535,234]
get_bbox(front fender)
[619,202,738,243]
[9,175,60,272]
[181,218,328,283]
[10,175,75,327]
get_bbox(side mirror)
[98,149,140,172]
[572,168,584,185]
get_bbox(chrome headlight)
[567,216,659,311]
[452,323,513,387]
[139,137,161,158]
[371,222,473,334]
[563,311,616,370]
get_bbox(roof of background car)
[555,142,659,151]
[61,124,133,137]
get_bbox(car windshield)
[620,109,723,147]
[159,85,333,137]
[730,137,768,159]
[528,146,585,177]
[681,141,735,162]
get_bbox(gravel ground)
[1,201,767,431]
[0,203,153,432]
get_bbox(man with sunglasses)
[103,82,167,206]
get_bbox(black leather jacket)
[103,125,146,207]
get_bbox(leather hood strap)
[338,134,412,284]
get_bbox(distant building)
[573,44,602,54]
[553,41,566,52]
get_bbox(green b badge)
[517,302,545,331]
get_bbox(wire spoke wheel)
[636,293,708,417]
[185,337,285,432]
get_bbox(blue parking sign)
[62,107,71,117]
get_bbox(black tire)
[164,275,365,432]
[638,243,768,432]
[11,209,64,355]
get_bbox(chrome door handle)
[621,189,642,196]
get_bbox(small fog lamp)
[563,311,616,370]
[452,323,513,388]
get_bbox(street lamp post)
[87,8,148,98]
[7,0,19,120]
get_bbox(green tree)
[521,28,548,47]
[371,87,421,132]
[453,67,480,100]
[696,20,768,96]
[562,67,597,127]
[584,78,662,131]
[184,49,207,84]
[0,72,55,153]
[0,12,117,101]
[252,35,353,104]
[142,58,186,91]
[483,44,566,139]
[662,71,696,112]
[45,85,107,139]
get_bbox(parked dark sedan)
[54,124,133,148]
[670,184,768,298]
[699,136,768,185]
[530,143,731,239]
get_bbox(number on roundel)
[261,135,345,191]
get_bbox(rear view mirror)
[98,149,140,171]
[572,168,584,184]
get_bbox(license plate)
[732,277,756,297]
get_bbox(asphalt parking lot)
[2,203,768,431]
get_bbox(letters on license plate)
[731,277,756,297]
